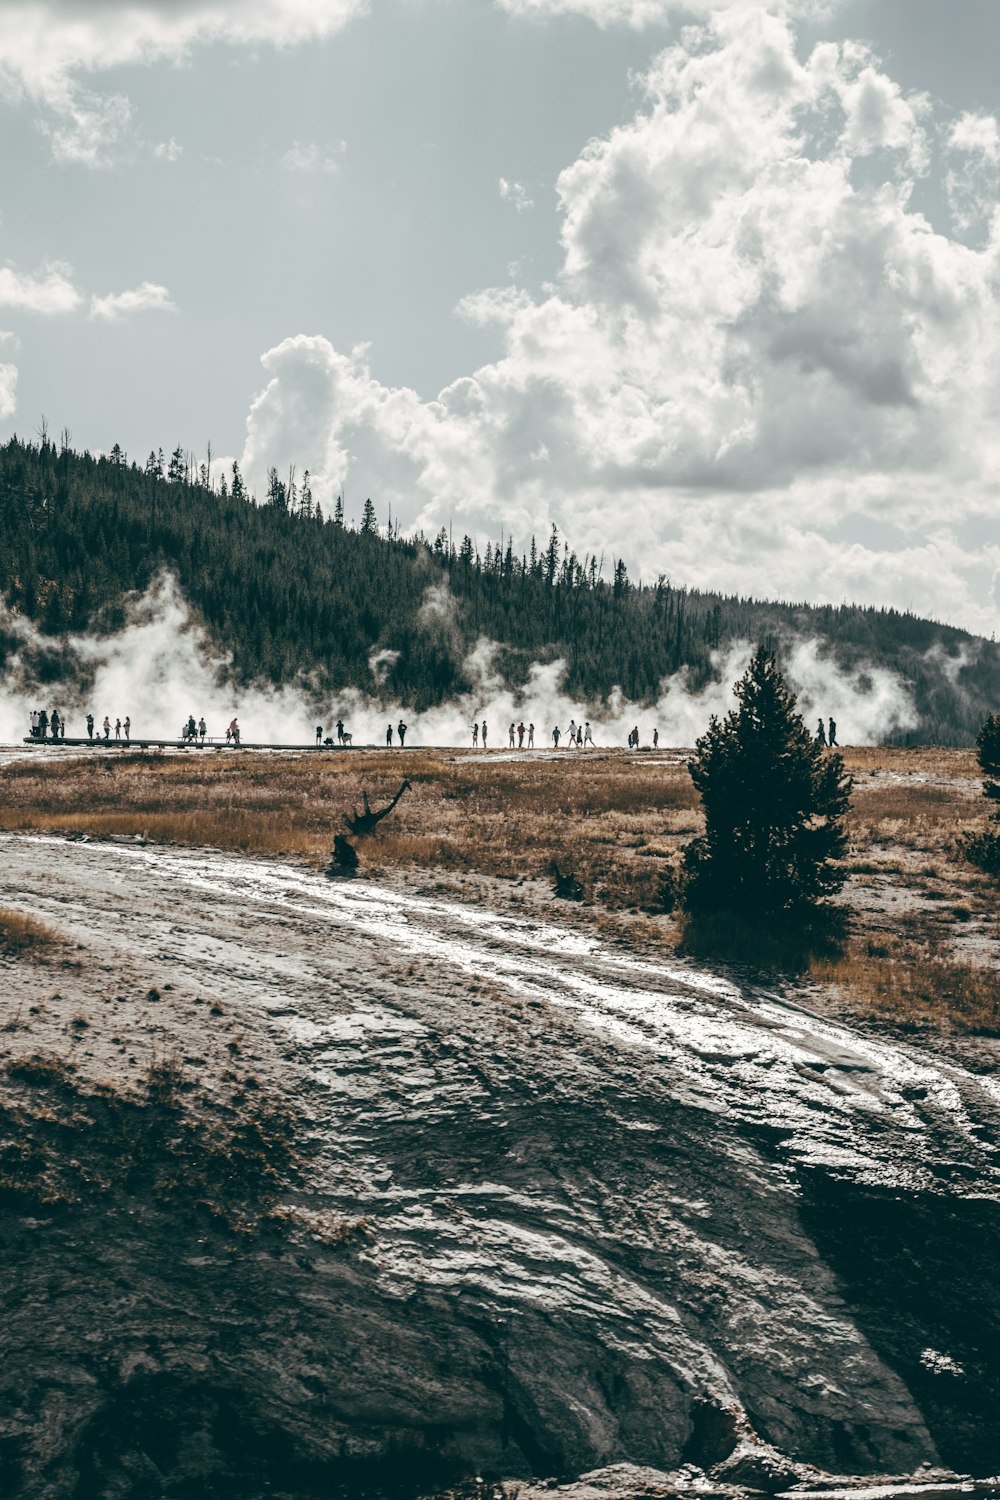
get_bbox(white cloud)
[0,362,17,421]
[232,7,1000,633]
[949,111,1000,162]
[89,281,176,321]
[0,261,81,314]
[499,177,534,211]
[495,0,841,25]
[946,111,1000,236]
[280,139,345,174]
[0,0,369,164]
[153,136,183,162]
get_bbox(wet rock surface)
[1,835,1000,1497]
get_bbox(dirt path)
[3,833,1000,1495]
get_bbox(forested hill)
[0,434,995,744]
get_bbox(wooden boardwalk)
[21,737,380,752]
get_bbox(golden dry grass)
[0,906,61,957]
[4,744,1000,1031]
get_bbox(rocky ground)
[2,830,1000,1499]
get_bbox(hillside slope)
[0,436,994,742]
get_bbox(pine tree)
[266,467,288,509]
[681,648,852,916]
[301,470,313,518]
[167,446,185,483]
[231,462,246,504]
[333,495,344,528]
[544,525,559,585]
[361,497,378,534]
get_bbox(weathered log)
[343,779,412,838]
[551,861,584,901]
[327,834,360,875]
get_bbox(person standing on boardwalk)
[397,720,407,747]
[828,718,838,747]
[115,717,122,741]
[509,723,516,748]
[316,725,323,745]
[517,722,525,747]
[102,716,110,741]
[198,717,206,743]
[386,724,393,747]
[51,710,60,739]
[29,710,38,738]
[336,719,344,744]
[528,723,534,747]
[86,713,94,741]
[229,718,240,746]
[652,727,659,749]
[123,717,131,744]
[481,721,488,748]
[552,725,561,748]
[39,709,48,739]
[472,722,479,747]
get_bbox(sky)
[2,0,1000,634]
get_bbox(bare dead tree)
[343,779,412,838]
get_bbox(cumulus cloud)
[89,281,176,321]
[235,7,1000,633]
[0,363,17,421]
[499,177,534,211]
[495,0,841,25]
[0,0,368,163]
[280,139,345,174]
[0,261,81,314]
[946,110,1000,236]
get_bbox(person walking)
[397,719,407,747]
[584,722,594,747]
[123,716,131,744]
[229,717,240,746]
[566,719,576,747]
[86,713,94,741]
[817,718,827,746]
[528,723,534,748]
[828,718,838,747]
[552,725,561,748]
[481,721,488,748]
[472,722,479,747]
[102,716,110,741]
[386,724,393,747]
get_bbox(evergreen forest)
[0,434,995,744]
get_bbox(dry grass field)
[2,743,999,1033]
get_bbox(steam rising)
[0,574,918,748]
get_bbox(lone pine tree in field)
[682,648,852,916]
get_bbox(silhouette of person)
[528,723,534,747]
[472,722,479,747]
[828,718,838,747]
[397,720,407,747]
[652,728,658,749]
[336,719,344,744]
[552,726,561,747]
[481,721,488,747]
[386,724,393,747]
[123,716,130,743]
[102,716,110,741]
[316,725,323,745]
[86,713,94,741]
[198,717,206,742]
[509,722,516,748]
[817,718,827,745]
